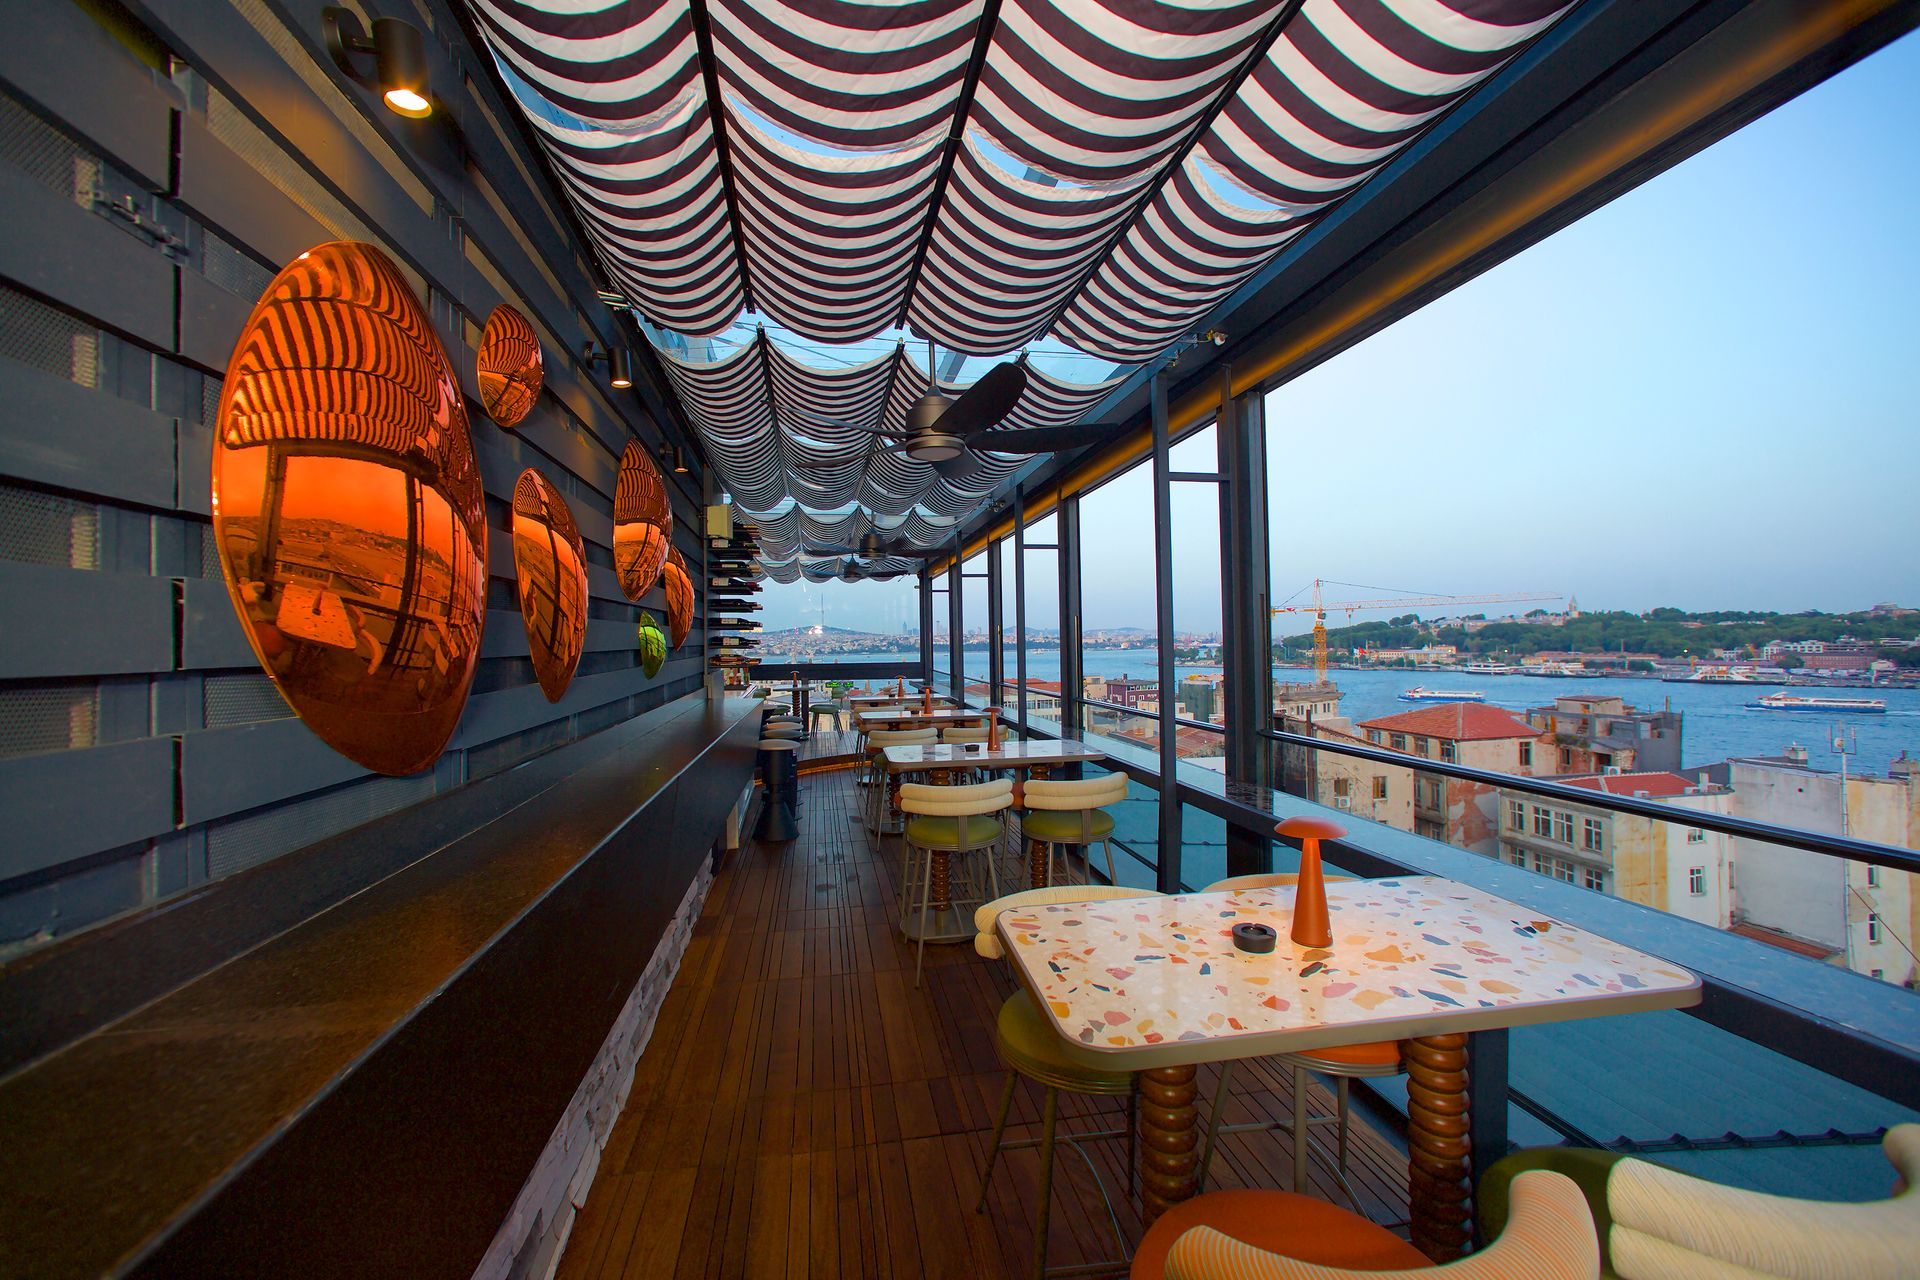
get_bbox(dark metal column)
[918,568,934,684]
[1468,1028,1512,1248]
[1013,487,1028,735]
[1219,373,1274,876]
[1058,494,1083,736]
[1150,373,1182,894]
[947,555,964,701]
[985,539,1004,708]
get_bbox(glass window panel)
[1021,512,1060,729]
[960,550,990,704]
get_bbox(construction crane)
[1272,580,1563,683]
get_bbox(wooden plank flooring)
[560,763,1411,1280]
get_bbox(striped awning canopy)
[470,0,1575,572]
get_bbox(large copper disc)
[613,440,670,599]
[663,544,694,649]
[212,241,487,776]
[511,469,588,702]
[476,303,543,427]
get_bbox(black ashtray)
[1231,922,1277,954]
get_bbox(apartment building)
[1357,704,1543,854]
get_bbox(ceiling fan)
[800,530,948,560]
[801,343,1121,476]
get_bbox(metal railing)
[959,686,1920,1123]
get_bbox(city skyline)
[758,30,1919,635]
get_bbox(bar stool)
[899,778,1010,986]
[754,738,799,841]
[1017,774,1129,889]
[808,698,844,736]
[973,886,1164,1280]
[864,727,937,835]
[1192,858,1401,1211]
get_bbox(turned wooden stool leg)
[1027,837,1050,889]
[929,848,952,914]
[1138,1064,1199,1223]
[1405,1033,1471,1262]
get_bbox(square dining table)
[859,706,996,727]
[994,875,1700,1260]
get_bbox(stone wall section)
[473,857,716,1280]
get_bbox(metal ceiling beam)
[892,0,1004,333]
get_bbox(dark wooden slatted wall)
[0,0,707,951]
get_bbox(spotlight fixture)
[323,8,433,119]
[668,445,690,475]
[582,342,633,389]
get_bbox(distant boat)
[1461,662,1520,675]
[1747,692,1886,715]
[1399,686,1486,703]
[1671,666,1762,684]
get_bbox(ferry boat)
[1746,692,1886,715]
[1461,662,1520,675]
[1399,686,1486,703]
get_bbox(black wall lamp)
[324,8,433,119]
[583,342,633,390]
[666,445,690,475]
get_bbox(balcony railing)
[955,682,1920,1195]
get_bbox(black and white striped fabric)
[471,0,1572,357]
[468,0,1574,569]
[662,333,1117,572]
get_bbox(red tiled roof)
[1358,703,1539,741]
[1729,921,1838,961]
[1561,771,1697,798]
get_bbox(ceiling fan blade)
[928,453,976,482]
[964,420,1121,455]
[937,361,1028,437]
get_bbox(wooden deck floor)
[558,763,1412,1280]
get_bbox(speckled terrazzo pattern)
[998,876,1699,1054]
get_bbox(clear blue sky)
[762,30,1920,636]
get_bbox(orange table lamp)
[1274,816,1346,949]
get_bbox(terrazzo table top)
[883,740,1107,771]
[996,876,1700,1068]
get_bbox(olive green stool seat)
[995,987,1130,1094]
[1019,775,1129,887]
[898,778,1010,987]
[1021,808,1115,843]
[904,814,1002,848]
[974,886,1164,1280]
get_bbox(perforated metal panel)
[0,483,99,569]
[206,772,438,879]
[200,231,275,301]
[0,92,96,206]
[196,521,220,578]
[0,683,99,759]
[0,285,99,388]
[202,673,292,728]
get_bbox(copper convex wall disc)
[211,241,487,776]
[476,303,543,427]
[511,468,588,702]
[663,544,694,649]
[614,440,670,599]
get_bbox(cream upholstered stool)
[941,725,991,744]
[1129,1170,1598,1280]
[899,778,1010,986]
[864,727,937,835]
[1191,869,1398,1208]
[973,886,1164,1280]
[1479,1122,1920,1280]
[1017,774,1128,889]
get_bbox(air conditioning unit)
[1334,795,1352,810]
[1604,765,1623,775]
